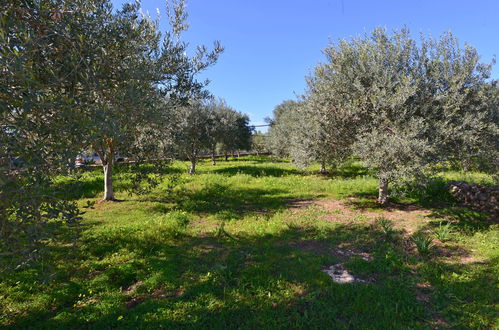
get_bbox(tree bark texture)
[189,159,196,174]
[103,163,114,200]
[211,151,216,166]
[320,160,327,174]
[377,178,389,204]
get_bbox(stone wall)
[449,181,499,216]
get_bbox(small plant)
[83,200,96,209]
[154,211,190,237]
[411,232,434,256]
[433,222,453,242]
[374,216,396,240]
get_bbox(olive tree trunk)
[377,178,389,204]
[103,162,114,200]
[189,158,196,174]
[320,160,327,174]
[95,140,115,201]
[211,149,216,166]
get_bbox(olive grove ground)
[1,156,497,328]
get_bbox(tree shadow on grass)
[211,155,287,164]
[323,163,370,179]
[173,183,296,216]
[5,217,497,329]
[213,165,302,178]
[418,256,499,328]
[52,175,103,200]
[426,206,495,234]
[5,223,430,329]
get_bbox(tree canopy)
[0,0,224,265]
[270,28,498,203]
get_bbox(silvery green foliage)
[251,131,269,154]
[297,97,352,171]
[288,103,326,170]
[1,0,95,267]
[214,103,253,157]
[267,98,346,172]
[412,35,498,175]
[173,100,215,174]
[266,100,303,158]
[354,119,435,187]
[169,97,252,172]
[79,0,222,198]
[306,28,497,203]
[266,100,316,169]
[0,0,222,266]
[204,98,227,161]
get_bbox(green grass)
[1,156,497,328]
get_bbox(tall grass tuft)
[433,222,453,242]
[411,232,433,257]
[374,216,396,240]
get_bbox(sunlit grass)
[1,156,497,328]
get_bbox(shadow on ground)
[323,163,370,179]
[173,183,297,216]
[5,218,497,329]
[3,224,427,328]
[3,195,497,329]
[214,165,302,177]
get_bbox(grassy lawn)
[1,156,497,328]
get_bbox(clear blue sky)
[112,0,499,130]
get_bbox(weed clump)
[433,222,453,242]
[411,232,433,256]
[374,216,396,240]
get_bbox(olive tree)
[251,131,269,155]
[266,100,303,158]
[174,100,215,174]
[0,0,99,266]
[0,0,223,266]
[216,107,253,160]
[266,100,333,172]
[204,98,231,165]
[80,0,222,200]
[306,28,497,203]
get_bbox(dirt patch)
[125,287,184,310]
[252,209,270,214]
[193,242,223,254]
[126,296,144,309]
[332,248,372,261]
[433,243,485,265]
[288,240,332,255]
[122,280,143,295]
[287,200,315,209]
[415,282,432,304]
[312,198,430,234]
[290,197,482,267]
[190,218,218,234]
